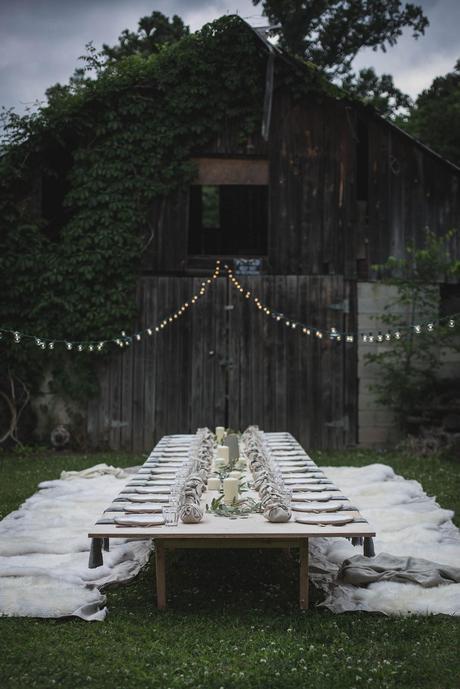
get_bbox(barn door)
[88,275,356,451]
[226,275,357,449]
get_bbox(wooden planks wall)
[87,275,357,451]
[140,88,459,280]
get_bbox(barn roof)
[239,16,460,174]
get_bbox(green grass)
[0,448,459,689]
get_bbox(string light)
[1,258,458,350]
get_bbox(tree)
[253,0,428,76]
[341,67,412,118]
[401,59,460,166]
[365,230,460,433]
[102,11,189,62]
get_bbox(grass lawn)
[0,448,459,689]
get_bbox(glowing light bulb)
[66,342,73,350]
[448,319,455,328]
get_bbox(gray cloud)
[0,0,458,116]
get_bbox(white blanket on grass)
[0,464,151,621]
[0,462,458,620]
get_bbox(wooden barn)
[23,17,460,451]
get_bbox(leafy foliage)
[102,11,190,62]
[400,58,460,166]
[342,67,412,118]
[365,230,460,430]
[253,0,428,76]
[0,16,271,444]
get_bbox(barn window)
[188,157,269,257]
[356,118,369,202]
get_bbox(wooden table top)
[88,432,375,542]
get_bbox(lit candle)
[215,426,225,443]
[223,478,239,505]
[207,477,221,491]
[217,445,229,465]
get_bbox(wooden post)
[299,538,309,610]
[155,541,166,610]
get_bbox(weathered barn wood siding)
[365,114,460,274]
[87,275,356,451]
[141,88,459,279]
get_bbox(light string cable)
[0,261,221,352]
[225,266,459,344]
[1,259,458,349]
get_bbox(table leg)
[155,541,167,610]
[363,536,375,557]
[88,537,103,569]
[299,539,309,610]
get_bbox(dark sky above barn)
[0,0,458,115]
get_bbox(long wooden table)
[88,433,375,609]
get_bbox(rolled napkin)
[263,503,292,523]
[180,502,204,523]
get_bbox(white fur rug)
[316,464,460,616]
[0,462,458,620]
[0,465,152,620]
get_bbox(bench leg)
[155,541,167,609]
[299,538,309,610]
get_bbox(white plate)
[133,487,171,494]
[124,504,163,513]
[124,494,170,502]
[293,492,332,501]
[284,478,327,484]
[294,514,354,526]
[143,474,176,481]
[289,485,328,492]
[292,502,343,512]
[114,515,165,526]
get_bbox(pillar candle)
[214,458,226,472]
[229,470,242,480]
[216,445,229,465]
[236,457,247,470]
[223,478,239,505]
[215,426,225,443]
[207,477,221,491]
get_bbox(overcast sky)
[1,0,458,115]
